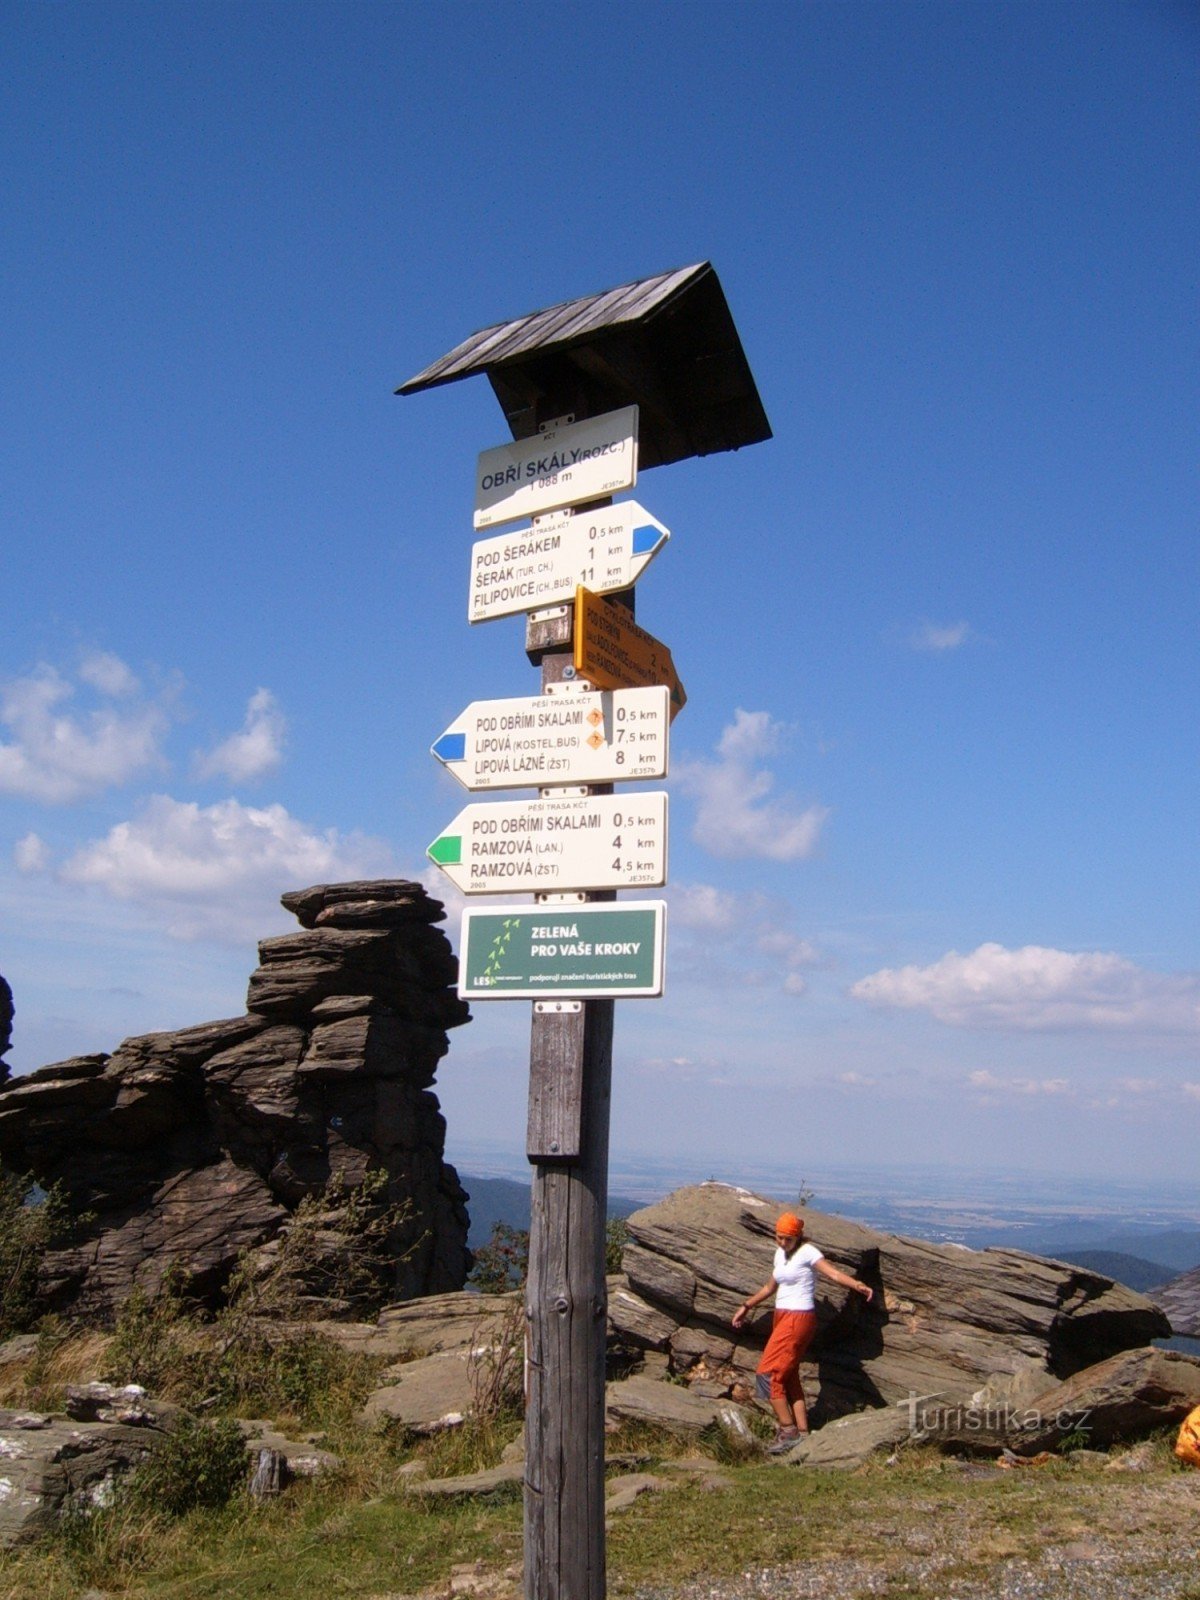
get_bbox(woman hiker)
[731,1210,873,1453]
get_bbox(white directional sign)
[474,406,638,530]
[428,792,667,894]
[468,501,669,624]
[432,685,670,791]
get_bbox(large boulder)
[0,882,472,1319]
[610,1183,1171,1423]
[918,1346,1200,1455]
[1154,1265,1200,1338]
[0,1399,175,1547]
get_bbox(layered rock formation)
[1155,1264,1200,1338]
[0,973,12,1082]
[0,882,472,1319]
[609,1183,1171,1421]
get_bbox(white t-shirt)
[773,1242,824,1311]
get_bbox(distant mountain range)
[461,1175,641,1250]
[459,1172,1200,1278]
[986,1225,1200,1274]
[1045,1249,1175,1292]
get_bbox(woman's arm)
[731,1277,777,1328]
[814,1258,873,1302]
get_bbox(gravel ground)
[629,1548,1200,1600]
[624,1474,1200,1600]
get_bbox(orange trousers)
[755,1308,818,1404]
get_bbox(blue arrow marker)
[431,732,466,763]
[632,522,664,556]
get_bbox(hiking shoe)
[767,1428,802,1454]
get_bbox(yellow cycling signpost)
[573,584,687,719]
[399,262,770,1600]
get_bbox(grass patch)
[4,1448,1199,1600]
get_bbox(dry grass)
[0,1327,112,1409]
[1,1331,1196,1600]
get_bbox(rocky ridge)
[0,881,472,1318]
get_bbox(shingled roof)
[398,262,771,472]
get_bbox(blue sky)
[2,0,1196,1185]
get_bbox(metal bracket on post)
[526,604,572,663]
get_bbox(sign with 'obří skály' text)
[473,406,638,529]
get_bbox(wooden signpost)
[400,263,769,1600]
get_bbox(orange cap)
[775,1212,804,1237]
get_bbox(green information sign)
[459,901,666,1000]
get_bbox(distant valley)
[455,1150,1200,1289]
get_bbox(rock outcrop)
[0,882,472,1319]
[1153,1265,1200,1338]
[0,1391,176,1546]
[610,1183,1171,1422]
[0,972,12,1083]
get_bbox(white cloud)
[60,794,395,942]
[194,688,286,783]
[674,710,829,862]
[0,662,170,803]
[666,883,745,932]
[663,882,822,998]
[851,942,1200,1034]
[910,620,970,652]
[757,929,820,968]
[967,1068,1071,1097]
[1182,1083,1200,1103]
[13,833,50,873]
[717,708,786,762]
[79,651,140,697]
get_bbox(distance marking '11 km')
[431,685,670,791]
[474,406,638,530]
[427,792,667,895]
[469,500,669,624]
[459,901,667,1000]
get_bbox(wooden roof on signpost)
[397,262,771,471]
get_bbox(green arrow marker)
[428,834,462,866]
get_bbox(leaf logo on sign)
[483,917,521,981]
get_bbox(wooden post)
[523,491,626,1600]
[524,997,612,1600]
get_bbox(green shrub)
[0,1168,77,1336]
[605,1216,630,1274]
[470,1222,530,1292]
[102,1262,192,1389]
[126,1415,248,1515]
